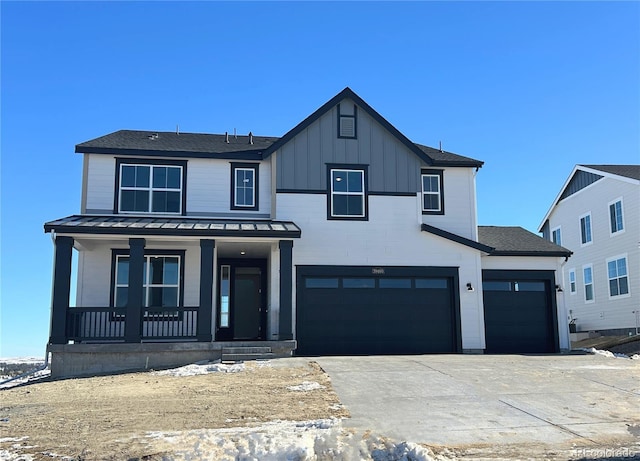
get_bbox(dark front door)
[217,259,267,341]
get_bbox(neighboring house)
[44,88,571,377]
[539,165,640,335]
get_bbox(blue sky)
[1,1,638,358]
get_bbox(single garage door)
[482,270,559,354]
[296,266,461,355]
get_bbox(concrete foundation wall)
[48,341,296,379]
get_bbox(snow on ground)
[287,381,325,392]
[142,419,453,461]
[151,361,246,376]
[0,369,51,390]
[580,347,639,359]
[0,357,44,365]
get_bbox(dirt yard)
[0,361,349,460]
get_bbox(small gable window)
[551,226,562,246]
[421,169,444,215]
[338,103,357,139]
[231,163,259,211]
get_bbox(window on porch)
[114,254,181,308]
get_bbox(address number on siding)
[372,267,385,275]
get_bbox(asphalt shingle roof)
[76,130,278,156]
[478,226,572,257]
[580,165,640,181]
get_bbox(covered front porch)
[45,215,301,349]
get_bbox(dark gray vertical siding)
[560,170,603,201]
[277,98,426,194]
[541,221,550,240]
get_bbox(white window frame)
[234,167,256,208]
[579,212,593,246]
[114,254,181,308]
[421,173,442,213]
[583,264,594,304]
[608,197,625,236]
[568,268,576,295]
[551,226,562,246]
[118,163,183,214]
[330,168,366,218]
[606,254,630,299]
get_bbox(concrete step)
[221,346,272,355]
[222,352,276,362]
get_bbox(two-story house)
[539,165,640,336]
[45,88,572,377]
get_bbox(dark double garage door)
[296,266,559,356]
[296,266,462,355]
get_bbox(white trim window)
[119,164,182,214]
[608,198,624,235]
[234,168,256,208]
[114,255,181,308]
[579,212,592,246]
[583,264,594,303]
[421,172,443,213]
[568,269,576,295]
[607,255,629,298]
[551,226,562,246]
[330,168,366,218]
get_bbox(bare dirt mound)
[1,361,349,460]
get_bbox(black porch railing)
[66,306,199,342]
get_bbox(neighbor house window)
[113,252,183,308]
[231,163,259,211]
[609,199,624,234]
[421,169,444,214]
[580,213,592,245]
[551,226,562,245]
[116,159,186,214]
[607,256,629,298]
[328,165,367,220]
[583,265,594,303]
[337,103,357,139]
[569,269,576,294]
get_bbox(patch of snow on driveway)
[142,419,451,461]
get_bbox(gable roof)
[421,224,494,253]
[537,164,640,232]
[580,164,640,181]
[262,87,483,167]
[478,226,572,257]
[74,88,484,167]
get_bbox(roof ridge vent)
[248,131,253,145]
[225,132,229,143]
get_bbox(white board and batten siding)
[548,176,639,332]
[83,153,272,217]
[277,193,487,350]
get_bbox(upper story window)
[579,213,592,245]
[327,165,368,220]
[337,103,357,139]
[113,252,183,308]
[609,198,624,235]
[115,159,186,215]
[583,264,594,303]
[551,226,562,246]
[231,163,259,211]
[607,256,629,298]
[421,169,444,215]
[569,269,576,294]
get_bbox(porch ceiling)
[45,215,301,238]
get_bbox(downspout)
[0,351,50,386]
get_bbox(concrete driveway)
[315,354,640,459]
